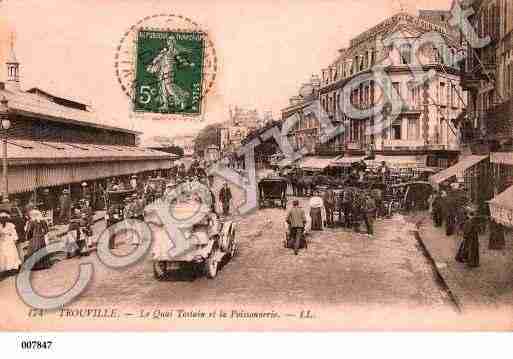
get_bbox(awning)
[429,155,487,188]
[366,155,426,169]
[491,152,513,165]
[489,185,513,227]
[6,139,177,166]
[330,156,365,167]
[298,156,335,171]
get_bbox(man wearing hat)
[286,200,307,255]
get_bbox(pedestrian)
[219,182,232,216]
[286,200,307,255]
[455,206,480,267]
[58,189,72,225]
[379,161,390,183]
[0,209,22,278]
[25,209,52,271]
[444,191,456,236]
[309,196,325,231]
[362,192,376,236]
[431,191,443,227]
[342,188,353,228]
[323,188,336,227]
[488,219,505,250]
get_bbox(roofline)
[12,108,142,135]
[26,87,89,108]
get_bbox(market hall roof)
[0,87,141,135]
[5,139,177,166]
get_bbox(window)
[400,43,412,65]
[392,120,402,140]
[440,82,446,106]
[451,84,456,108]
[392,82,401,98]
[407,118,419,140]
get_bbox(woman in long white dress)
[0,209,22,277]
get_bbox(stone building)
[319,11,466,171]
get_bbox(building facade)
[319,11,466,169]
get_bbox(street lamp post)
[0,96,11,203]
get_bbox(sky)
[0,0,454,139]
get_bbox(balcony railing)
[382,139,424,150]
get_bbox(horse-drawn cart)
[258,177,288,209]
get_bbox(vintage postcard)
[0,0,512,336]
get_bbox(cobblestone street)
[0,189,461,329]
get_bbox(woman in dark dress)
[488,220,505,250]
[455,207,480,268]
[26,210,52,270]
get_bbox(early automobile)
[104,188,136,228]
[258,176,288,209]
[151,197,238,279]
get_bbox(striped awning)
[489,185,513,227]
[1,140,176,194]
[6,139,177,166]
[429,155,487,188]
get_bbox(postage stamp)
[134,30,205,115]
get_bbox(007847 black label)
[20,340,53,350]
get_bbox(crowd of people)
[430,181,507,269]
[282,160,436,255]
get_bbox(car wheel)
[205,244,219,279]
[153,261,168,280]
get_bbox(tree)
[194,123,222,156]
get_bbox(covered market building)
[0,50,176,210]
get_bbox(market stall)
[489,185,513,228]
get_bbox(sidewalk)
[412,211,513,312]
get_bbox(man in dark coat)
[219,183,232,216]
[432,191,443,227]
[444,190,456,236]
[456,206,480,267]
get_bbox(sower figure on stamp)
[146,35,192,111]
[219,182,232,216]
[286,200,307,255]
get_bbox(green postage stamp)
[134,30,205,115]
